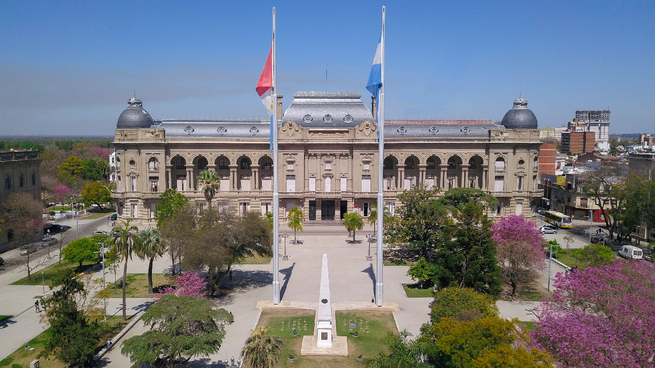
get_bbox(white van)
[618,245,643,260]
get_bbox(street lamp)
[281,233,289,261]
[95,243,108,321]
[365,234,374,261]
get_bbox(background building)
[112,94,543,225]
[573,110,610,143]
[561,131,596,154]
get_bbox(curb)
[94,311,144,361]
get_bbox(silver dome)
[117,97,154,129]
[500,97,538,129]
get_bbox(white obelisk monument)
[316,254,333,347]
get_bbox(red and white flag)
[256,46,274,116]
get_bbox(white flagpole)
[272,7,280,305]
[375,5,385,307]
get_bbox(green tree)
[344,212,364,243]
[136,228,167,295]
[122,294,229,368]
[39,268,100,367]
[58,155,83,178]
[287,205,303,244]
[111,219,139,320]
[3,192,44,280]
[367,331,431,368]
[574,243,614,269]
[160,204,196,276]
[420,316,552,367]
[61,237,100,267]
[407,257,437,289]
[580,163,627,239]
[81,181,113,209]
[369,204,392,239]
[81,158,107,181]
[155,189,189,229]
[197,170,220,208]
[430,287,498,323]
[241,325,284,368]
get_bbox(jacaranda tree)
[492,215,544,298]
[532,260,655,368]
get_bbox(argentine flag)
[366,37,382,108]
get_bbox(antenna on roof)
[519,78,523,98]
[325,64,328,92]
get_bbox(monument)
[300,253,348,356]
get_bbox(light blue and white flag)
[366,37,382,106]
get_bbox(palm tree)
[111,219,139,321]
[197,170,220,208]
[344,212,364,243]
[136,228,166,295]
[287,206,303,244]
[369,204,392,238]
[241,326,284,368]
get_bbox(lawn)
[0,315,130,368]
[251,309,397,368]
[12,261,96,286]
[239,254,273,264]
[105,273,175,298]
[499,282,549,302]
[553,250,588,269]
[402,283,433,298]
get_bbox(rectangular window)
[131,203,138,218]
[340,177,347,192]
[31,172,36,185]
[176,176,186,191]
[517,176,524,191]
[363,203,370,217]
[516,202,523,216]
[362,177,371,192]
[239,202,251,216]
[495,160,505,171]
[149,178,159,192]
[309,177,316,192]
[286,176,295,192]
[494,176,504,192]
[220,177,230,192]
[150,203,156,218]
[324,176,332,192]
[287,162,294,170]
[385,202,395,216]
[130,176,137,192]
[325,162,332,170]
[363,162,370,170]
[261,202,271,216]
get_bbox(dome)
[500,97,538,129]
[117,97,154,129]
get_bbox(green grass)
[554,249,588,269]
[0,315,130,368]
[252,309,397,367]
[105,273,175,298]
[0,315,11,324]
[12,261,96,286]
[239,254,273,264]
[402,283,434,298]
[383,259,416,266]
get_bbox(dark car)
[43,223,71,235]
[109,214,117,221]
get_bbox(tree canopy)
[532,260,655,367]
[155,189,189,228]
[61,237,100,267]
[430,287,499,323]
[122,294,229,368]
[287,205,303,244]
[344,212,364,242]
[197,170,220,207]
[81,181,113,208]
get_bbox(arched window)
[148,157,159,171]
[19,174,25,187]
[5,175,11,189]
[495,157,505,171]
[218,157,230,170]
[240,158,251,170]
[31,172,36,185]
[175,157,186,169]
[197,157,208,170]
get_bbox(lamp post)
[42,271,45,294]
[365,234,374,261]
[281,233,289,261]
[95,244,108,321]
[589,209,593,244]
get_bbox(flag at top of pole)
[256,46,274,116]
[366,38,382,102]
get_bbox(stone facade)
[112,92,542,226]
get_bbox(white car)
[540,225,558,234]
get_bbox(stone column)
[440,164,448,189]
[482,166,489,191]
[252,167,259,190]
[461,165,469,188]
[398,165,405,191]
[418,165,427,187]
[166,167,172,189]
[186,165,194,192]
[230,165,238,191]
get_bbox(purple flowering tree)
[159,271,208,299]
[53,184,73,204]
[492,215,545,297]
[532,261,655,367]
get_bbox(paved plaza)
[0,218,587,365]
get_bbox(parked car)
[618,245,643,260]
[94,230,108,235]
[19,246,37,256]
[644,254,653,263]
[41,236,58,247]
[109,214,117,221]
[43,223,71,235]
[540,225,558,234]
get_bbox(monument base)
[300,335,348,356]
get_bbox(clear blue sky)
[1,0,653,136]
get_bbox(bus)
[544,211,572,228]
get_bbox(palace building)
[112,92,542,225]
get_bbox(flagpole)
[272,7,280,305]
[375,5,385,307]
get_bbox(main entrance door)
[340,200,348,220]
[321,200,335,220]
[308,201,316,221]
